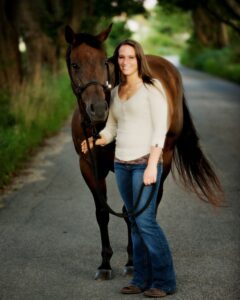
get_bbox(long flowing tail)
[173,95,224,206]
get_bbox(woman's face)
[118,45,138,77]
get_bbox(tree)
[201,0,240,35]
[17,0,60,83]
[192,3,229,47]
[0,0,147,90]
[0,0,22,89]
[66,0,145,33]
[157,0,240,47]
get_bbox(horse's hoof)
[123,266,134,277]
[94,269,113,280]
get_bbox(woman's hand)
[143,164,157,185]
[81,136,106,154]
[143,146,162,185]
[81,137,93,154]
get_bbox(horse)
[64,24,223,280]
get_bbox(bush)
[181,44,240,84]
[0,90,16,128]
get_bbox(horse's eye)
[71,63,80,70]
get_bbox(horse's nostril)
[90,104,94,112]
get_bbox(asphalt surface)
[0,61,239,300]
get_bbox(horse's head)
[65,24,114,124]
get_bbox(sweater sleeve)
[148,81,169,148]
[99,98,117,144]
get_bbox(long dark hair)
[111,39,154,85]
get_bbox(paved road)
[0,64,239,300]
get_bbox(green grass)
[0,71,75,187]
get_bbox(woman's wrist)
[147,162,158,168]
[148,146,162,166]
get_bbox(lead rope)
[82,122,157,218]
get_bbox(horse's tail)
[173,95,224,206]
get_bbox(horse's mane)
[74,33,104,50]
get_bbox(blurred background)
[0,0,239,188]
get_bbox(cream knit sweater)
[100,79,169,161]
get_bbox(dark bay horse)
[65,24,223,280]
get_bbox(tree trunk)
[68,0,86,32]
[18,0,58,84]
[0,0,22,90]
[224,0,240,18]
[217,23,229,47]
[192,4,229,48]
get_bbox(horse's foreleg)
[80,158,113,280]
[94,186,113,280]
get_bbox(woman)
[81,40,176,297]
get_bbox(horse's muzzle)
[86,101,109,123]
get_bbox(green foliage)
[135,6,192,55]
[156,0,240,83]
[0,71,75,187]
[151,6,191,34]
[105,21,132,55]
[39,1,65,39]
[79,0,146,33]
[158,0,240,35]
[0,90,16,128]
[93,0,145,17]
[181,45,240,83]
[157,0,197,12]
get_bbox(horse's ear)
[95,23,113,42]
[65,25,76,44]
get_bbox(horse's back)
[146,55,183,102]
[146,55,183,141]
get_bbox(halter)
[66,46,112,101]
[75,79,112,95]
[68,56,112,127]
[76,61,112,95]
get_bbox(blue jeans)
[114,162,176,293]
